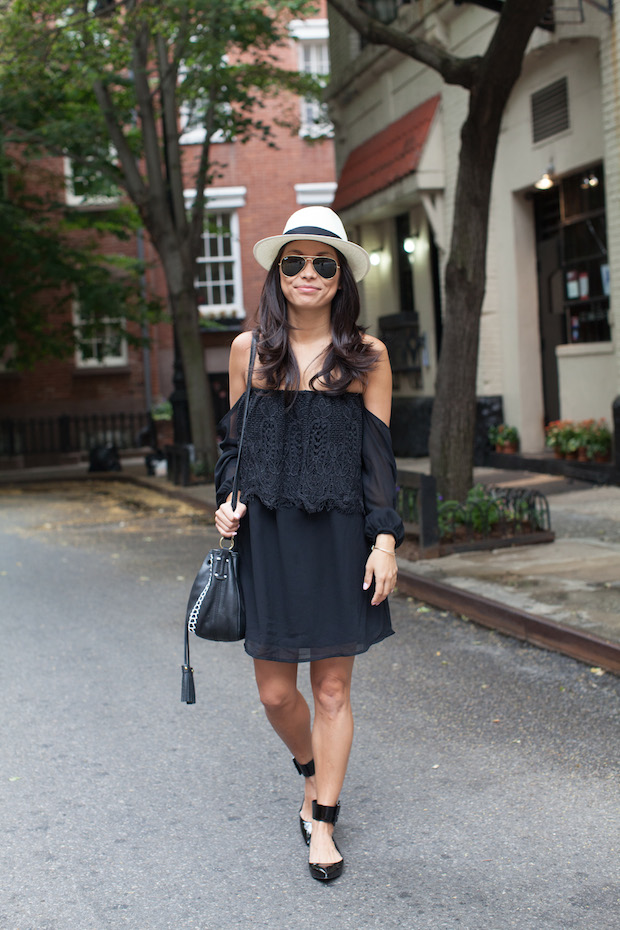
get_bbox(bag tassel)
[181,623,196,704]
[181,664,196,704]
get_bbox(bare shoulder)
[228,330,255,404]
[361,334,393,425]
[231,330,254,356]
[361,332,388,355]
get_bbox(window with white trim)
[195,212,244,321]
[64,156,121,209]
[289,19,332,138]
[74,301,128,368]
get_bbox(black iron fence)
[0,412,151,457]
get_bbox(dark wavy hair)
[255,246,380,393]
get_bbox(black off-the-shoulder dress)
[215,389,404,664]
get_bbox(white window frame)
[64,156,121,209]
[289,18,332,139]
[186,187,247,321]
[73,300,128,369]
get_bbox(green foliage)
[0,0,322,185]
[0,0,321,374]
[0,156,163,369]
[488,423,519,448]
[151,400,173,421]
[437,484,501,539]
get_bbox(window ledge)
[73,365,132,377]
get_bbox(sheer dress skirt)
[236,501,394,663]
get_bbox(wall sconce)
[534,162,555,190]
[369,250,382,267]
[403,235,417,255]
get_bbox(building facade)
[0,3,335,464]
[327,0,616,455]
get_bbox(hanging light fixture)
[535,162,555,190]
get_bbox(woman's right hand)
[214,497,248,539]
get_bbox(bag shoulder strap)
[231,333,257,511]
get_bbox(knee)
[257,680,296,714]
[313,675,350,720]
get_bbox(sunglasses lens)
[313,258,338,279]
[280,256,339,279]
[280,256,306,277]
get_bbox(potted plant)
[575,420,595,462]
[545,420,568,458]
[151,399,174,449]
[489,423,519,454]
[587,419,612,462]
[560,422,581,459]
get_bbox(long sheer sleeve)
[362,407,405,548]
[214,396,243,506]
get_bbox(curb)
[397,569,620,675]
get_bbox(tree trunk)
[172,287,219,474]
[428,92,499,501]
[159,239,219,475]
[429,0,553,501]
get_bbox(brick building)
[0,3,335,465]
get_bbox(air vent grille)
[531,78,569,143]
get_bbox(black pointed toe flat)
[308,801,343,882]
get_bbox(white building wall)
[600,16,620,397]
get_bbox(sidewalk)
[2,456,620,672]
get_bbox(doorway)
[534,162,609,424]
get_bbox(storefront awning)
[332,95,440,213]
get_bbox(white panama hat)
[253,206,370,282]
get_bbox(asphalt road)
[1,481,619,930]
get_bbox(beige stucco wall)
[600,15,620,397]
[557,343,617,422]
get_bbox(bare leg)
[309,656,355,866]
[253,658,316,821]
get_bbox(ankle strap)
[312,801,340,824]
[292,757,315,778]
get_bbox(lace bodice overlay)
[215,389,404,545]
[239,390,363,513]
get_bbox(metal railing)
[0,412,151,457]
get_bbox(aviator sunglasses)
[279,254,340,279]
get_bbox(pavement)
[2,454,620,673]
[3,481,619,928]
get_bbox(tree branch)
[131,23,168,228]
[92,78,147,208]
[327,0,480,88]
[156,33,188,239]
[189,97,217,260]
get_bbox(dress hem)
[243,628,395,664]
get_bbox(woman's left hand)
[363,543,397,606]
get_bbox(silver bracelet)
[371,545,396,556]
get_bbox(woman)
[214,206,404,882]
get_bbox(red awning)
[332,95,440,212]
